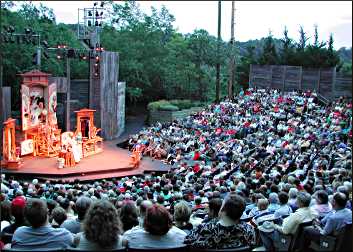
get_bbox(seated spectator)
[273,192,292,219]
[299,192,352,250]
[61,196,92,234]
[202,197,222,223]
[2,196,28,234]
[288,187,298,211]
[123,204,187,248]
[1,200,12,231]
[268,193,280,212]
[51,207,67,228]
[184,194,256,249]
[259,192,316,251]
[118,200,139,233]
[11,198,73,249]
[174,201,193,234]
[137,200,153,227]
[310,190,332,218]
[76,200,123,250]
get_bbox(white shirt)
[275,207,316,235]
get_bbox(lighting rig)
[0,26,46,66]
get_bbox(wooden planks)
[249,64,351,101]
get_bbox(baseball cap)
[12,196,26,209]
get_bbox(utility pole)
[228,0,235,100]
[215,0,221,103]
[66,56,71,131]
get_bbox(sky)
[16,1,352,49]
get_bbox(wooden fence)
[249,65,352,100]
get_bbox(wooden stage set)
[2,141,170,182]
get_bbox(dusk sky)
[15,1,353,49]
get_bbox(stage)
[1,141,170,182]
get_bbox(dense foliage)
[1,1,351,111]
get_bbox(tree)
[259,31,279,65]
[325,33,341,68]
[280,26,295,65]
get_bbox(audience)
[123,204,187,248]
[11,199,73,249]
[61,196,92,234]
[76,200,123,250]
[185,194,256,249]
[0,88,351,251]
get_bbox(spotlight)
[42,40,49,48]
[10,35,15,43]
[95,11,99,17]
[57,55,62,59]
[8,26,15,33]
[99,22,102,27]
[95,55,100,61]
[100,11,103,16]
[94,2,97,6]
[100,2,104,7]
[4,35,9,43]
[67,48,75,58]
[82,54,87,60]
[88,11,92,16]
[95,21,99,26]
[24,28,32,34]
[88,20,92,26]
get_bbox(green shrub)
[147,100,171,111]
[147,99,206,111]
[170,99,193,110]
[158,104,179,111]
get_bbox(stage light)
[95,21,99,26]
[88,10,92,16]
[57,54,62,59]
[100,11,103,16]
[10,35,15,43]
[4,35,9,43]
[67,48,75,58]
[42,40,49,48]
[8,25,15,33]
[24,28,32,34]
[95,55,100,61]
[88,20,92,26]
[99,22,102,27]
[94,2,98,6]
[100,2,104,7]
[95,11,99,17]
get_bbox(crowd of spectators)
[1,88,352,251]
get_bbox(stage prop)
[74,109,103,157]
[1,118,23,169]
[19,70,61,157]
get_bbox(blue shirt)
[321,208,352,235]
[12,225,73,249]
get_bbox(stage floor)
[2,141,170,182]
